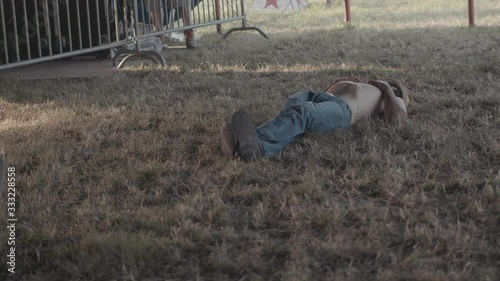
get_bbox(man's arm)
[368,80,407,123]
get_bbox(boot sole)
[231,110,263,161]
[220,122,237,157]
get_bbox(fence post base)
[112,49,166,69]
[185,30,196,49]
[223,27,269,39]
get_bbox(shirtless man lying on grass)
[220,77,410,161]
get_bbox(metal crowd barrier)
[0,0,267,71]
[0,0,134,71]
[114,0,268,68]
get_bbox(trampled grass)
[0,0,499,280]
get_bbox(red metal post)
[215,0,223,34]
[468,0,475,26]
[344,0,351,24]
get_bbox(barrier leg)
[183,5,196,49]
[215,0,223,34]
[113,49,166,69]
[223,0,268,39]
[111,1,166,69]
[223,26,269,39]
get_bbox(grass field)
[1,0,500,280]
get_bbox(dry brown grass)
[1,0,500,280]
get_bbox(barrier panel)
[0,0,137,71]
[113,0,267,68]
[0,0,267,71]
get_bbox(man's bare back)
[325,78,408,124]
[325,81,385,125]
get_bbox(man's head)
[385,79,409,107]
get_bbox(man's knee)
[282,91,310,109]
[289,102,317,119]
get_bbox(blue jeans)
[256,91,351,157]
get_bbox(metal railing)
[0,0,267,71]
[0,0,136,70]
[113,0,268,68]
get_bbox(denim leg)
[278,90,337,115]
[256,91,351,157]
